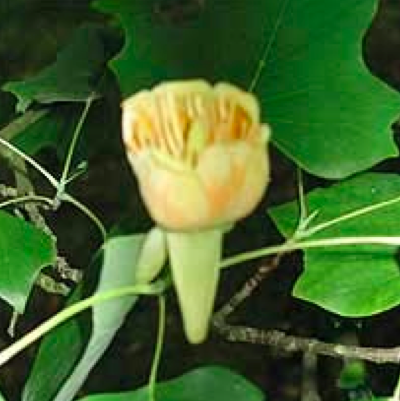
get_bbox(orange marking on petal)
[122,80,269,230]
[205,158,246,219]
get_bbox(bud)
[135,227,167,284]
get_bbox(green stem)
[304,195,400,238]
[293,168,321,236]
[220,236,400,269]
[0,109,106,241]
[0,283,165,367]
[0,137,59,188]
[59,98,93,188]
[148,296,166,401]
[0,195,54,209]
[62,193,107,241]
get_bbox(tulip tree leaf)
[0,210,56,312]
[93,0,400,179]
[2,23,109,112]
[22,234,147,401]
[76,366,265,401]
[52,234,145,401]
[11,99,115,161]
[22,287,85,401]
[10,106,79,156]
[269,172,400,317]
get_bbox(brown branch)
[213,253,400,365]
[0,184,18,198]
[214,254,283,323]
[213,322,400,364]
[55,256,82,283]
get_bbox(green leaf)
[23,234,146,401]
[5,77,119,162]
[269,173,400,316]
[22,286,85,401]
[53,235,145,401]
[0,210,55,312]
[77,366,265,401]
[93,0,400,179]
[10,100,114,161]
[3,23,110,112]
[10,105,78,156]
[339,360,367,390]
[0,109,49,143]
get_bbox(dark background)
[1,1,400,400]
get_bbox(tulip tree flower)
[123,80,270,343]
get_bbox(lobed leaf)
[23,234,146,401]
[269,172,400,316]
[94,0,400,179]
[2,24,110,112]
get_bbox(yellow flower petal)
[122,79,270,231]
[132,150,209,230]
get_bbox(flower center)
[126,83,259,167]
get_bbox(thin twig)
[36,273,70,296]
[55,256,82,283]
[214,323,400,364]
[214,253,400,365]
[214,254,283,324]
[7,311,19,338]
[0,184,18,198]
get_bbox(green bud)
[135,227,167,284]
